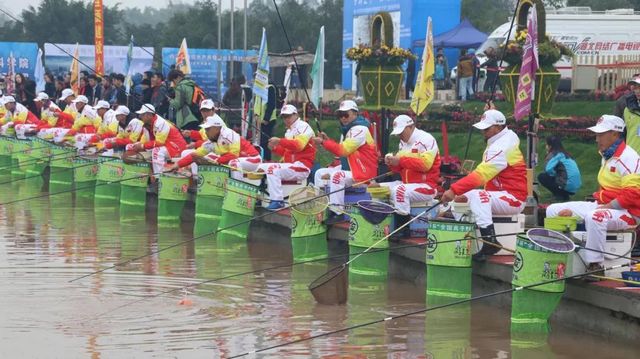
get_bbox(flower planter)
[358,64,404,109]
[500,65,561,116]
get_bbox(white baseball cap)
[34,92,49,102]
[59,88,74,101]
[391,115,415,135]
[588,115,625,133]
[72,95,89,104]
[280,104,298,116]
[114,106,130,116]
[136,104,156,115]
[337,100,358,113]
[200,114,225,129]
[3,95,16,103]
[629,76,640,85]
[94,100,110,110]
[473,109,507,130]
[199,99,215,110]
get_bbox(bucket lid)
[526,228,575,253]
[356,200,395,225]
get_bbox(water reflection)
[0,180,639,358]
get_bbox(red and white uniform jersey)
[451,127,527,201]
[594,142,640,217]
[7,102,42,126]
[272,118,316,170]
[390,128,441,187]
[40,102,62,127]
[322,123,378,182]
[178,126,244,167]
[143,115,187,157]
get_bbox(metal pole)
[243,0,247,53]
[217,0,222,101]
[230,0,235,78]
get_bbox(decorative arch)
[516,0,546,40]
[370,12,394,48]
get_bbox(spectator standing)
[44,73,56,98]
[85,74,102,106]
[470,49,481,93]
[481,47,501,93]
[457,49,474,101]
[101,74,115,104]
[436,48,449,87]
[614,74,640,118]
[621,76,640,153]
[435,55,447,90]
[15,73,37,114]
[150,72,169,118]
[111,73,128,107]
[167,69,199,130]
[405,49,416,99]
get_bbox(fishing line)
[229,260,634,358]
[0,157,108,186]
[68,171,393,282]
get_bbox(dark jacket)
[614,92,634,118]
[150,84,169,117]
[85,85,102,105]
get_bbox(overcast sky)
[0,0,248,17]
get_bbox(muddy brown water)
[0,179,638,358]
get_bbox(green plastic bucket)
[425,295,471,359]
[511,288,561,333]
[26,138,51,176]
[291,209,327,261]
[120,162,150,207]
[426,265,472,299]
[157,173,190,222]
[543,216,579,232]
[195,195,225,231]
[95,158,124,202]
[348,205,392,249]
[217,178,259,240]
[73,157,99,197]
[0,137,15,174]
[195,165,229,229]
[512,228,575,293]
[426,219,475,268]
[48,144,75,169]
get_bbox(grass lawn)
[458,100,616,118]
[272,116,601,204]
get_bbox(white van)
[458,7,640,91]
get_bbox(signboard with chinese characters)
[43,43,153,78]
[162,48,257,100]
[0,42,39,80]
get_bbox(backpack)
[189,84,206,121]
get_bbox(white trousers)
[380,180,436,215]
[463,189,525,228]
[314,165,342,188]
[14,124,37,139]
[53,129,72,143]
[546,201,636,263]
[74,133,95,149]
[229,155,262,180]
[257,161,310,201]
[328,170,355,214]
[0,122,14,135]
[38,127,67,141]
[151,146,171,177]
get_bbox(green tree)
[461,0,513,33]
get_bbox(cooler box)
[568,231,634,277]
[409,201,439,238]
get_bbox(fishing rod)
[86,10,274,141]
[229,260,635,358]
[0,144,51,156]
[0,164,156,206]
[0,150,80,172]
[0,157,110,186]
[271,0,325,133]
[94,240,432,317]
[463,0,521,161]
[68,171,394,282]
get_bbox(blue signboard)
[0,42,39,80]
[342,0,461,90]
[162,48,256,101]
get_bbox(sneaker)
[583,263,605,282]
[324,213,349,225]
[265,200,284,211]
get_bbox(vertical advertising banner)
[162,48,256,100]
[93,0,105,76]
[0,42,39,80]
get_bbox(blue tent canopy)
[413,18,488,49]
